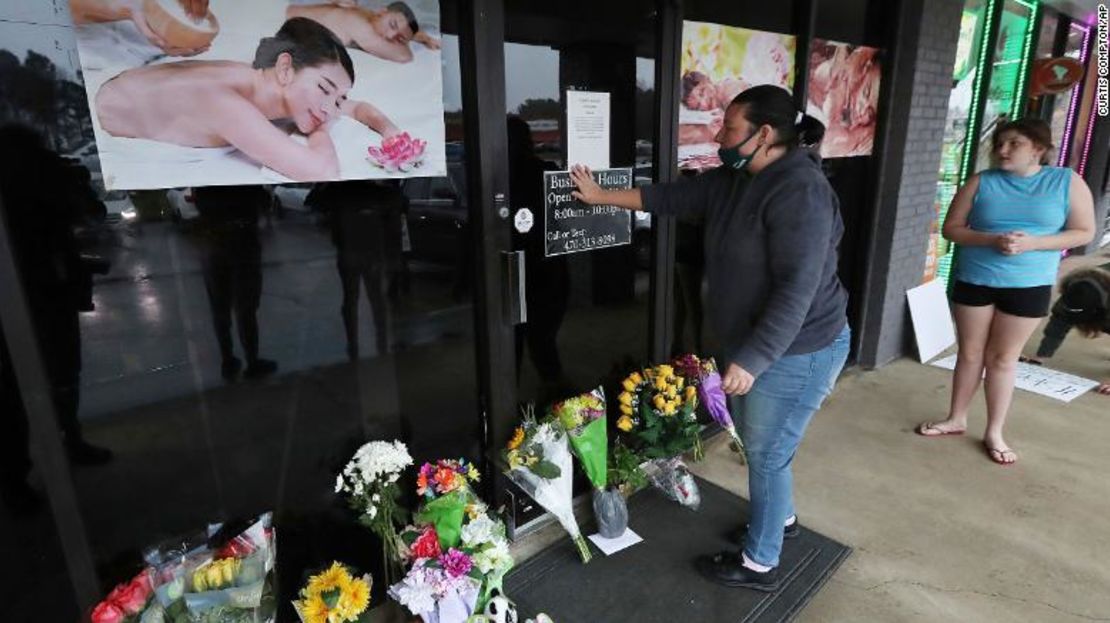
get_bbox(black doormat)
[504,477,851,623]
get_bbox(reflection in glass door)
[499,1,659,522]
[0,1,487,616]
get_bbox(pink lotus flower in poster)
[368,132,427,172]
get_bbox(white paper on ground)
[930,354,1099,403]
[588,528,643,556]
[906,280,956,363]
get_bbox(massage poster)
[678,21,796,172]
[68,0,446,190]
[806,39,882,159]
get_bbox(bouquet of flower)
[415,458,482,550]
[550,387,632,538]
[617,364,703,460]
[143,513,277,623]
[502,407,592,563]
[674,354,746,464]
[367,132,427,172]
[336,439,414,583]
[398,476,514,614]
[551,387,608,491]
[292,562,372,623]
[90,569,158,623]
[389,555,482,623]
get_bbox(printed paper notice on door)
[567,91,610,169]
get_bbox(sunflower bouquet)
[502,406,592,563]
[617,364,703,460]
[673,354,746,464]
[336,440,414,584]
[292,562,372,623]
[414,458,482,551]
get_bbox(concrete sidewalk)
[692,252,1110,622]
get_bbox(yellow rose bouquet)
[617,364,703,461]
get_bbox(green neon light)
[1012,0,1038,117]
[960,0,997,184]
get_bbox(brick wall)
[858,0,964,367]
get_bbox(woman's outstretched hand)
[570,164,605,205]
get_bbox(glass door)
[497,0,660,526]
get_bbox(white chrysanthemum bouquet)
[336,440,414,584]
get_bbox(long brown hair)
[992,117,1055,165]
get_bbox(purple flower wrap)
[699,370,733,429]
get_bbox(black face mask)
[717,131,759,170]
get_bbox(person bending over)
[1027,262,1110,394]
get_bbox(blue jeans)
[731,324,851,568]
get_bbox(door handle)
[502,250,527,325]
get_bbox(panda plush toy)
[482,590,518,623]
[471,590,554,623]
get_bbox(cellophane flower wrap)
[551,387,608,491]
[367,132,427,172]
[617,363,703,461]
[388,556,481,623]
[141,512,277,623]
[292,562,372,623]
[336,440,414,584]
[674,354,745,464]
[503,408,592,563]
[414,458,481,550]
[647,456,702,510]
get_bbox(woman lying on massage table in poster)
[94,17,402,181]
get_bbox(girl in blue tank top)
[916,118,1095,467]
[957,166,1072,288]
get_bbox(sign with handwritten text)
[930,355,1099,403]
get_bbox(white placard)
[907,280,956,363]
[588,528,643,556]
[930,355,1100,403]
[566,90,610,169]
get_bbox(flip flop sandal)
[983,442,1017,466]
[916,421,966,437]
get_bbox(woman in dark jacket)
[571,85,850,591]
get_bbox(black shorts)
[950,281,1052,318]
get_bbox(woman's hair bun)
[795,113,825,148]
